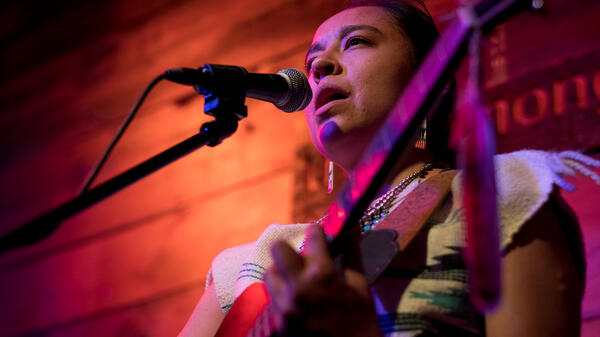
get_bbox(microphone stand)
[0,90,247,255]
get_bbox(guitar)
[215,0,531,335]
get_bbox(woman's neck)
[386,148,436,186]
[342,147,436,190]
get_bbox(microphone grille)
[277,68,312,112]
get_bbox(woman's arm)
[485,194,584,337]
[178,283,226,337]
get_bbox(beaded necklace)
[360,163,433,231]
[315,163,433,233]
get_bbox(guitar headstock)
[473,0,536,32]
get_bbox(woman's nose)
[312,57,341,82]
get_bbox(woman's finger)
[303,224,334,275]
[270,240,304,282]
[263,268,288,313]
[344,269,371,299]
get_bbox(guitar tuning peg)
[531,0,544,10]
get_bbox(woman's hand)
[263,224,383,337]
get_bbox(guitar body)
[214,283,271,337]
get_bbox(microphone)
[164,64,312,112]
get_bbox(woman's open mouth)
[314,86,350,121]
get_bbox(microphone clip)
[165,64,249,121]
[165,64,248,146]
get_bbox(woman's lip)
[315,97,349,123]
[315,86,350,111]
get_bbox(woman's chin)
[318,121,343,145]
[316,122,372,171]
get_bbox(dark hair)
[345,0,439,67]
[345,0,456,167]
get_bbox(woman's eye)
[344,36,368,50]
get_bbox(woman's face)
[304,6,415,171]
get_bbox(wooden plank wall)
[0,0,598,336]
[0,1,347,336]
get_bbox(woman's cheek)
[304,111,325,151]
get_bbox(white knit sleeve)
[206,241,256,313]
[452,150,599,250]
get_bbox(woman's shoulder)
[207,222,310,313]
[210,223,310,268]
[450,149,599,250]
[493,149,600,192]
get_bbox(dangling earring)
[415,119,427,150]
[327,161,334,194]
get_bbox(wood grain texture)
[0,0,344,336]
[0,171,294,337]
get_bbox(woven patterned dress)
[206,150,592,336]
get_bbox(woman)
[180,1,587,336]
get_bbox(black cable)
[78,73,167,195]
